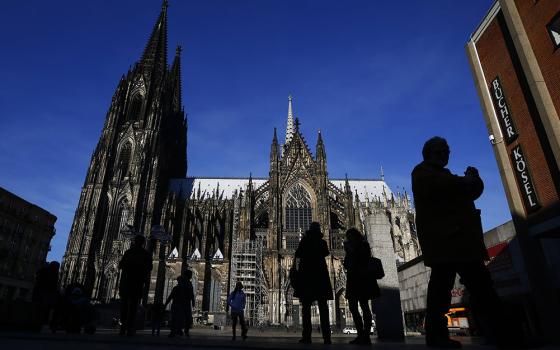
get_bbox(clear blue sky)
[0,0,509,262]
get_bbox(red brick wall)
[475,12,559,215]
[515,0,560,115]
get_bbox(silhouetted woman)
[344,228,380,345]
[294,222,332,344]
[165,275,193,338]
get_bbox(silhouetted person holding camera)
[344,228,380,345]
[118,235,152,336]
[412,137,514,349]
[294,222,332,344]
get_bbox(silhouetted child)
[151,302,165,336]
[228,281,247,341]
[59,283,95,334]
[183,270,195,337]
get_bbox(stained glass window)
[285,183,312,232]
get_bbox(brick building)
[466,0,560,343]
[0,187,56,302]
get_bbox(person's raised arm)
[321,240,330,258]
[464,167,484,200]
[412,166,471,201]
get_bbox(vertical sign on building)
[490,77,518,144]
[510,144,540,213]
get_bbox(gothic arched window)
[118,204,129,232]
[285,183,312,232]
[117,142,132,177]
[128,94,143,121]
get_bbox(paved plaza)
[0,328,555,350]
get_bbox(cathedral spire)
[247,173,254,194]
[316,129,326,164]
[344,174,352,194]
[170,45,182,111]
[270,127,279,162]
[140,0,168,80]
[285,94,295,145]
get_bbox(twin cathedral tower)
[61,1,420,327]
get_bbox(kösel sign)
[510,145,540,213]
[491,77,518,144]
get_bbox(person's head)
[48,261,60,271]
[133,234,146,248]
[184,269,193,280]
[176,276,186,285]
[345,228,363,242]
[71,286,83,297]
[235,281,243,292]
[306,222,323,239]
[422,136,450,168]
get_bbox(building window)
[128,94,143,121]
[110,202,129,241]
[117,143,132,177]
[285,183,312,232]
[547,12,560,49]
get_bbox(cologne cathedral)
[61,1,420,328]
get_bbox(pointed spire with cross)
[285,94,295,145]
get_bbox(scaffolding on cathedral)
[229,239,267,326]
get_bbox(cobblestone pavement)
[0,328,554,350]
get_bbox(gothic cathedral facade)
[61,2,420,327]
[61,2,187,301]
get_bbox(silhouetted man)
[412,137,507,349]
[118,235,152,336]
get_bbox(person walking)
[183,269,195,338]
[344,228,380,345]
[150,302,165,336]
[228,281,248,341]
[412,136,517,349]
[32,261,61,332]
[118,235,152,336]
[294,222,332,345]
[165,275,193,338]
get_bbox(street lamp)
[151,225,171,304]
[150,225,171,243]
